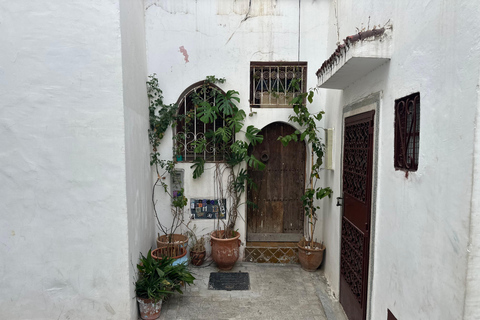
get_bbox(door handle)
[336,197,343,206]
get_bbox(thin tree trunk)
[310,151,315,248]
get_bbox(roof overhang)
[316,28,392,90]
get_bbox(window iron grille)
[394,92,420,171]
[250,62,307,108]
[175,82,232,162]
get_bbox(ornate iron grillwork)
[250,62,307,108]
[340,218,364,304]
[395,92,420,171]
[175,84,232,162]
[343,121,370,203]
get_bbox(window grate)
[175,83,232,162]
[250,62,307,108]
[394,92,420,171]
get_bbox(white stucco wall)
[322,0,480,319]
[0,1,135,319]
[119,0,154,319]
[145,0,330,256]
[464,61,480,319]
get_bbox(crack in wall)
[225,0,252,45]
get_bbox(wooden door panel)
[340,111,374,320]
[247,122,305,241]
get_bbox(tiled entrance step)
[244,242,299,264]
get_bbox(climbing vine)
[278,80,333,248]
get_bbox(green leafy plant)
[189,76,265,238]
[135,249,195,302]
[278,80,333,249]
[148,74,188,249]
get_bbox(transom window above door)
[250,62,307,108]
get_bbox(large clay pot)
[137,297,162,320]
[297,242,325,272]
[210,230,241,271]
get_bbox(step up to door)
[244,242,299,264]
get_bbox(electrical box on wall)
[170,169,184,198]
[325,128,334,170]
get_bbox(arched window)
[175,81,232,162]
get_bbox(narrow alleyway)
[154,262,348,320]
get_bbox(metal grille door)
[340,111,374,320]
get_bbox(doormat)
[208,272,250,291]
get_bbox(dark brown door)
[247,122,306,242]
[340,111,375,320]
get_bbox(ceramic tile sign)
[190,199,226,219]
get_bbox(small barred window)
[394,92,420,171]
[250,62,307,108]
[175,82,232,162]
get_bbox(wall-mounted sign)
[190,199,226,219]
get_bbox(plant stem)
[310,150,314,248]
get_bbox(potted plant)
[154,189,189,263]
[278,82,333,271]
[184,223,207,266]
[148,74,189,257]
[190,235,207,266]
[135,249,195,319]
[189,76,265,270]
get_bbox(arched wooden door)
[247,122,306,242]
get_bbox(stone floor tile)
[153,262,347,320]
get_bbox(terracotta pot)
[297,242,325,272]
[152,245,187,262]
[137,297,162,320]
[210,231,241,271]
[156,234,188,249]
[189,250,206,266]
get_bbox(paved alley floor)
[156,262,348,320]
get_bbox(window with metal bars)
[250,62,307,108]
[394,92,420,171]
[175,82,232,162]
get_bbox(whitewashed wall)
[321,0,480,319]
[0,1,149,319]
[119,0,155,319]
[464,61,480,319]
[145,0,330,258]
